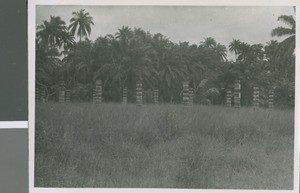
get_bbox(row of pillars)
[91,81,161,105]
[35,81,71,103]
[36,80,275,108]
[92,81,157,105]
[225,80,274,109]
[35,87,46,103]
[35,80,192,105]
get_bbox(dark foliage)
[36,13,295,108]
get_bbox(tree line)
[36,9,295,108]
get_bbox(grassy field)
[35,103,294,189]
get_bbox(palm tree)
[214,43,227,62]
[59,31,76,56]
[271,15,295,54]
[36,16,69,101]
[62,40,94,87]
[201,37,217,48]
[93,32,157,101]
[271,15,295,39]
[186,60,204,90]
[249,44,264,62]
[229,40,251,63]
[36,38,62,100]
[132,28,150,43]
[200,38,227,63]
[115,26,133,53]
[36,16,67,47]
[115,26,133,41]
[271,15,295,77]
[158,45,187,102]
[271,15,296,55]
[271,15,295,55]
[265,40,279,71]
[151,33,171,69]
[177,41,204,89]
[69,9,94,42]
[229,39,242,61]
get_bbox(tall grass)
[35,103,294,189]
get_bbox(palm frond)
[271,27,295,37]
[278,15,295,29]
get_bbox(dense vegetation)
[36,9,295,107]
[35,103,294,188]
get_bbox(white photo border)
[28,0,300,193]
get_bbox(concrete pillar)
[58,81,65,103]
[234,80,241,108]
[253,86,259,108]
[182,82,189,106]
[188,87,194,106]
[65,89,71,103]
[226,90,232,107]
[122,87,127,104]
[136,81,143,106]
[153,89,159,104]
[95,80,102,104]
[268,89,274,109]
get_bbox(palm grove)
[36,9,295,108]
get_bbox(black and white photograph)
[29,1,298,192]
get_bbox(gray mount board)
[0,129,28,193]
[0,0,27,121]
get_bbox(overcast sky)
[36,6,294,60]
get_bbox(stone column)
[153,89,159,104]
[226,90,232,107]
[136,81,143,106]
[268,89,274,109]
[182,82,189,106]
[65,90,71,103]
[95,80,102,104]
[188,87,194,106]
[253,86,259,108]
[58,81,65,103]
[234,80,241,108]
[122,87,127,104]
